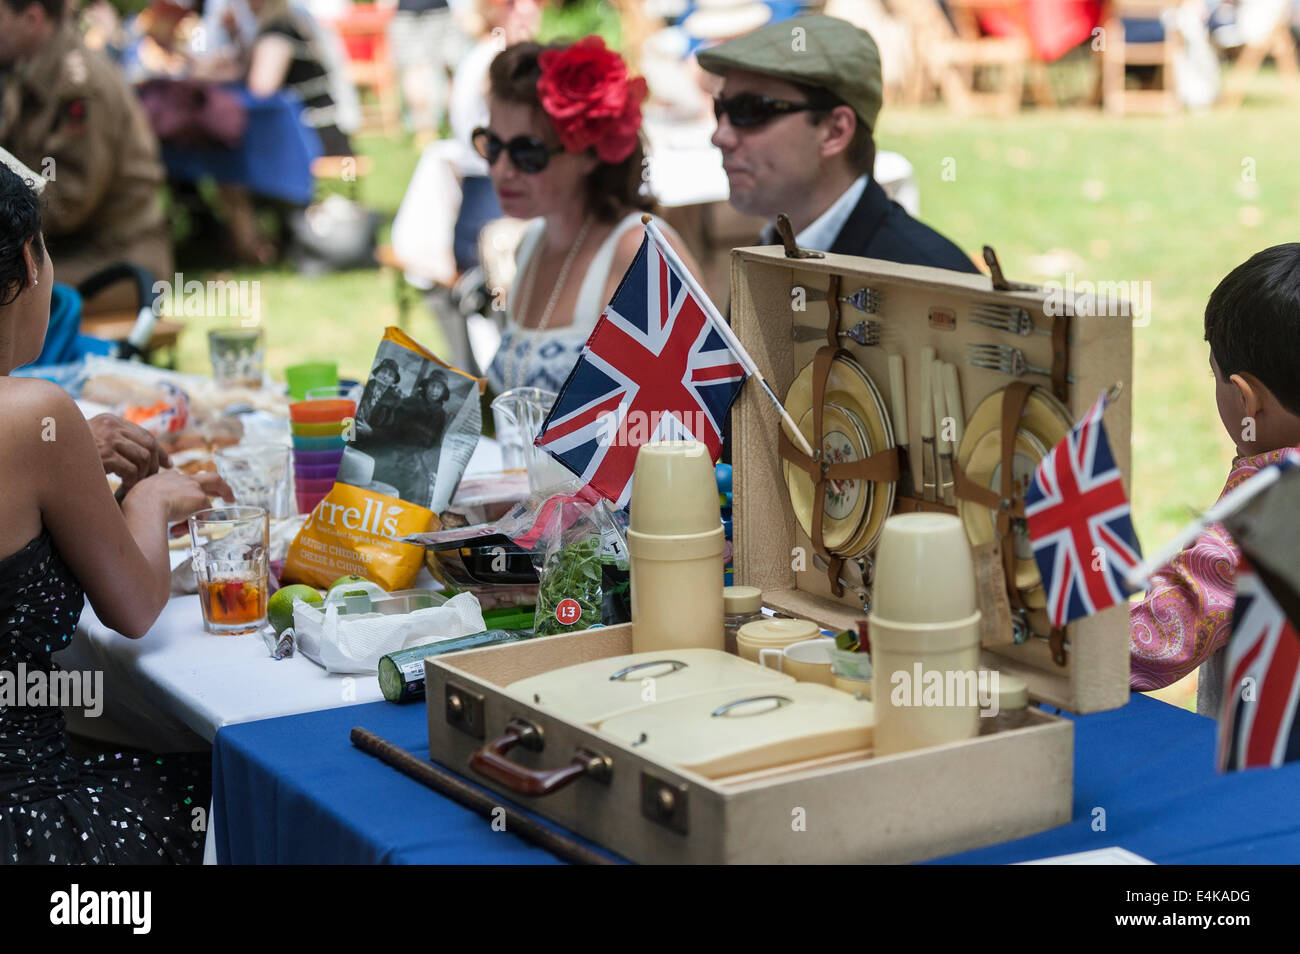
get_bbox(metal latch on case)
[641,773,689,835]
[445,682,486,740]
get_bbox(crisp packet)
[281,482,438,591]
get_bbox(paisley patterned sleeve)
[1129,449,1291,690]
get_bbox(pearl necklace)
[506,213,596,392]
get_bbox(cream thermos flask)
[627,441,725,653]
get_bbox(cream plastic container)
[735,618,820,663]
[868,513,982,756]
[628,441,725,654]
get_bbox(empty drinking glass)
[209,327,264,388]
[215,445,293,519]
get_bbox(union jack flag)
[535,228,748,507]
[1218,560,1300,771]
[1218,450,1300,772]
[1024,391,1142,627]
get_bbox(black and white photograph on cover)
[351,336,479,509]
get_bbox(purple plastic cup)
[294,462,342,481]
[292,448,345,466]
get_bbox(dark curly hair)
[1205,244,1300,415]
[0,161,44,308]
[487,41,654,223]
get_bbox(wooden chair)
[328,6,401,135]
[890,0,1033,116]
[1100,1,1182,114]
[1220,7,1300,107]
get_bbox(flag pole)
[1123,463,1286,591]
[641,215,815,458]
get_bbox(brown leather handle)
[469,718,611,797]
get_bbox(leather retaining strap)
[1050,313,1071,404]
[779,314,899,597]
[949,380,1069,666]
[825,274,841,349]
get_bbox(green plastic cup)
[285,362,338,401]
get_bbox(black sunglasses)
[713,93,820,129]
[472,127,565,173]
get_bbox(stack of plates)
[781,355,896,559]
[954,386,1072,613]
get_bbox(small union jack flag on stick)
[536,216,812,508]
[1024,388,1143,627]
[1216,451,1300,771]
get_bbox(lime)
[327,574,372,601]
[269,584,324,636]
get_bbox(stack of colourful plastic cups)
[290,392,355,513]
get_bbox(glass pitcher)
[490,387,581,496]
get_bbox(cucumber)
[377,629,527,703]
[482,606,538,632]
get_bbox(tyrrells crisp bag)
[281,482,440,591]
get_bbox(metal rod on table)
[349,726,618,866]
[641,215,815,459]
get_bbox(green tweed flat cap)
[696,14,883,132]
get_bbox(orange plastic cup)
[289,399,356,423]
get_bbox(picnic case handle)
[469,717,613,797]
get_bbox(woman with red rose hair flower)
[479,37,702,395]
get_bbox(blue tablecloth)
[211,697,619,864]
[212,691,1300,864]
[161,88,322,206]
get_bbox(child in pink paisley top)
[1130,244,1300,716]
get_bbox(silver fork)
[970,304,1049,337]
[796,286,882,314]
[966,343,1074,382]
[793,320,882,346]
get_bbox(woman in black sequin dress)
[0,155,231,863]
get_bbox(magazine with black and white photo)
[346,328,483,512]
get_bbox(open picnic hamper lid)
[727,245,1133,715]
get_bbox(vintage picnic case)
[425,245,1133,864]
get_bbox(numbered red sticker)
[555,598,582,625]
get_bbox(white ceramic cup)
[759,638,834,684]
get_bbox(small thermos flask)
[627,441,725,654]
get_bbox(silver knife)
[932,358,956,507]
[919,346,937,502]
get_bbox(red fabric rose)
[537,36,647,164]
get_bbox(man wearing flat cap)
[698,14,979,272]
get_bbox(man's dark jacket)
[719,178,980,463]
[826,178,978,273]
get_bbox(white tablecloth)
[55,595,385,749]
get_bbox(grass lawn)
[171,74,1299,712]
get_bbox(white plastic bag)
[293,590,486,674]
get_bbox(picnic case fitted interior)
[424,244,1134,864]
